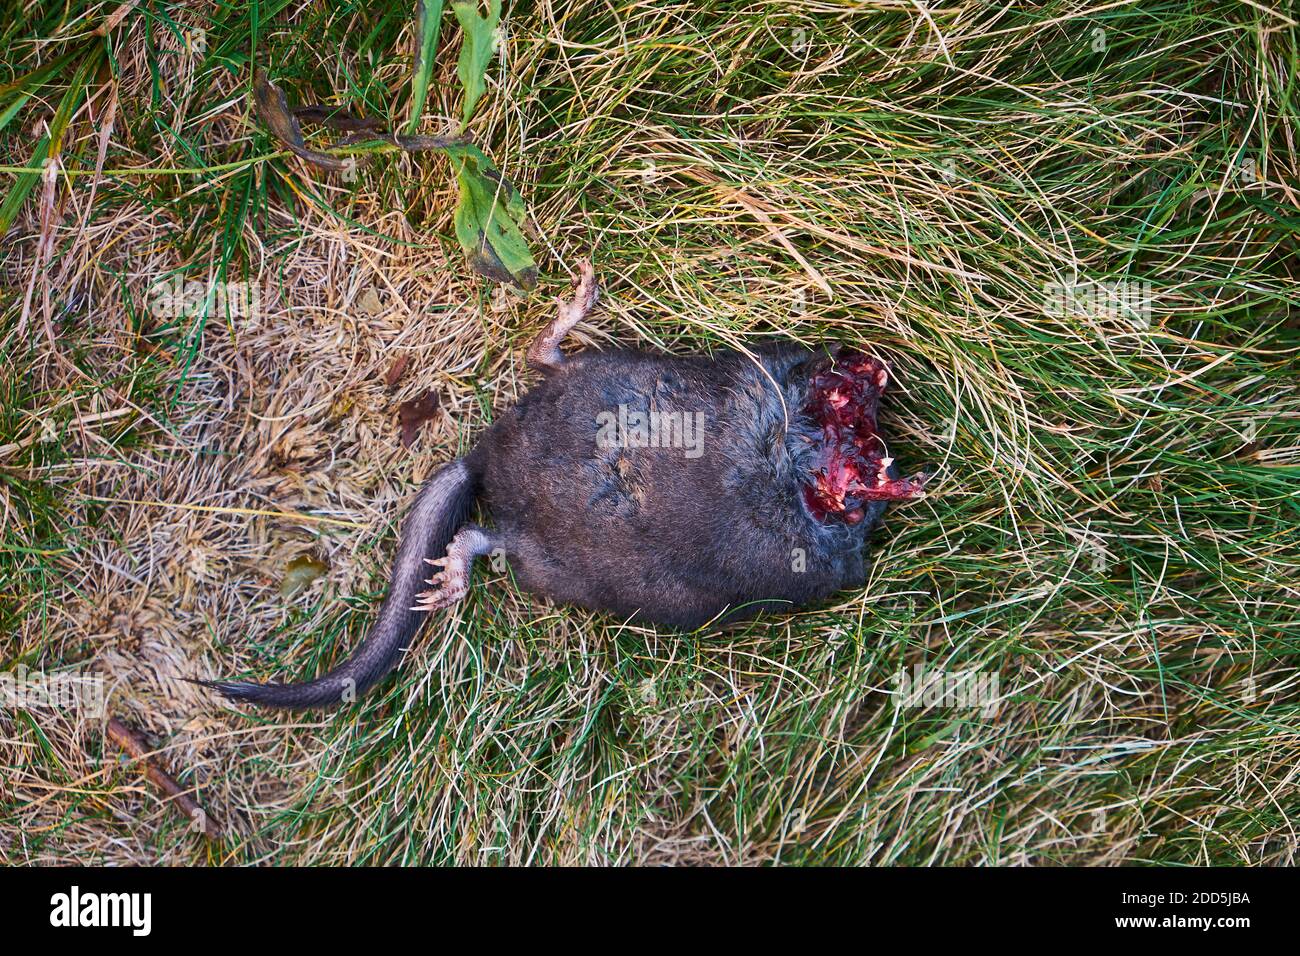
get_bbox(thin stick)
[105,717,223,840]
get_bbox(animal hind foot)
[412,525,496,612]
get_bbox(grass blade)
[407,0,445,134]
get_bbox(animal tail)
[197,457,478,709]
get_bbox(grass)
[1,0,1297,865]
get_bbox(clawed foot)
[411,526,493,613]
[412,554,471,612]
[560,258,599,323]
[527,258,600,371]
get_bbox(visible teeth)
[877,457,894,486]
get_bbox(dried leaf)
[398,389,441,447]
[384,355,411,391]
[253,70,346,171]
[294,105,387,132]
[280,553,330,597]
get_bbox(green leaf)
[451,0,501,125]
[441,141,536,290]
[407,0,445,134]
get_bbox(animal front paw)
[569,257,599,315]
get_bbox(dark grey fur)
[203,341,913,709]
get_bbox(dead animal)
[201,260,928,708]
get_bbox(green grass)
[1,0,1297,865]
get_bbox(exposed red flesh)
[800,351,926,523]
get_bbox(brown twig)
[105,716,223,839]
